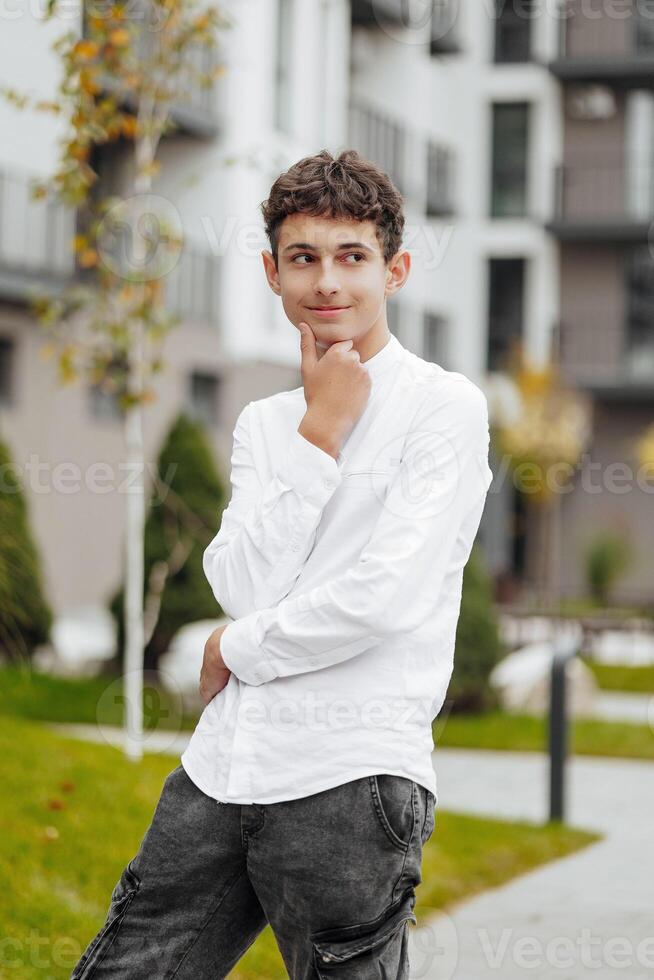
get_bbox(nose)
[314,259,341,298]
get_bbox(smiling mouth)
[307,306,351,312]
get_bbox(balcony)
[547,160,654,241]
[550,0,654,88]
[82,5,221,140]
[164,244,219,327]
[0,169,76,304]
[351,0,405,27]
[348,99,407,196]
[553,313,654,396]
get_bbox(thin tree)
[1,0,230,760]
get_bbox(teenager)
[71,149,493,979]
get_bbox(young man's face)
[262,214,409,352]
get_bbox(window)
[494,0,535,63]
[487,258,525,371]
[349,100,406,195]
[188,372,221,428]
[423,312,448,365]
[491,102,529,217]
[89,383,123,421]
[625,247,654,365]
[274,0,293,134]
[0,337,14,406]
[430,0,460,55]
[426,143,455,216]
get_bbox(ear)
[262,250,282,295]
[384,249,410,298]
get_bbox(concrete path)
[589,691,652,726]
[47,723,654,979]
[410,748,654,980]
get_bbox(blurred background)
[0,1,653,978]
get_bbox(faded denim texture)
[71,763,436,978]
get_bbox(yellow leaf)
[79,248,99,268]
[108,27,130,46]
[74,39,99,60]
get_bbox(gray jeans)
[71,763,436,979]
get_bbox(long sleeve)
[219,380,494,686]
[203,401,344,619]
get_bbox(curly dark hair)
[260,149,405,267]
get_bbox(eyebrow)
[282,241,376,255]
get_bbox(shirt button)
[290,543,300,552]
[323,478,335,489]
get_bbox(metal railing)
[348,99,407,196]
[553,161,654,225]
[553,313,654,386]
[164,245,219,326]
[82,1,220,137]
[0,168,76,300]
[557,0,654,60]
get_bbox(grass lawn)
[581,657,654,694]
[435,709,654,760]
[0,715,599,980]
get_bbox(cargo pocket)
[420,789,436,845]
[72,859,141,979]
[311,896,416,978]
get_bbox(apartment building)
[547,0,654,603]
[349,0,562,598]
[0,0,349,616]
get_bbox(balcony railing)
[351,0,406,27]
[82,3,220,139]
[550,161,654,237]
[553,313,654,389]
[552,0,654,85]
[0,169,76,303]
[348,100,407,196]
[164,244,219,326]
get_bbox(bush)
[0,438,52,662]
[448,546,503,713]
[110,413,227,672]
[584,531,632,607]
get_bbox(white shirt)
[180,332,493,805]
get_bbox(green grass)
[581,657,654,694]
[0,715,599,980]
[435,709,654,760]
[0,663,199,730]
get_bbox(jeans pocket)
[369,775,417,852]
[72,860,141,979]
[420,789,436,846]
[311,893,416,978]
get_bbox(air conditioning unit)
[567,85,617,121]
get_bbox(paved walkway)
[591,691,652,726]
[47,723,654,979]
[410,748,654,980]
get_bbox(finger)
[298,321,317,372]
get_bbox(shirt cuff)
[275,429,343,508]
[220,614,276,686]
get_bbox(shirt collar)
[361,332,404,382]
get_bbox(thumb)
[298,322,317,373]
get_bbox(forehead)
[277,214,380,252]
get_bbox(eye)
[291,254,313,264]
[344,252,365,263]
